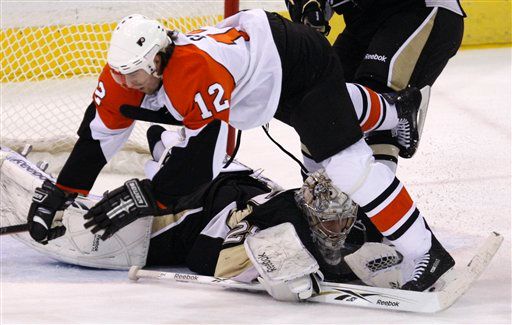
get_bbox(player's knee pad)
[322,138,374,195]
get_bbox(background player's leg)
[355,7,464,171]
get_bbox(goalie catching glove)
[84,179,168,240]
[28,180,77,244]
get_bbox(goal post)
[224,0,240,157]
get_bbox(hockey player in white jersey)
[26,10,453,292]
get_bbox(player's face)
[122,69,161,94]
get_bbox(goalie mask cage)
[1,1,284,173]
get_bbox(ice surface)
[1,48,511,323]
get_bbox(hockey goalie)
[1,140,410,294]
[0,138,503,312]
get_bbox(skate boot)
[383,86,430,159]
[401,235,455,291]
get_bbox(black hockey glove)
[302,0,331,35]
[286,0,331,35]
[285,0,305,23]
[83,179,167,240]
[27,180,77,244]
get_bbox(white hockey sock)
[351,166,431,261]
[386,216,432,260]
[346,83,399,132]
[152,140,165,161]
[322,139,430,261]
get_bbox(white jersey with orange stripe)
[57,10,280,195]
[146,9,282,131]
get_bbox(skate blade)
[417,86,431,138]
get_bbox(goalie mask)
[107,14,171,81]
[295,169,357,265]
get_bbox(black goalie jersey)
[145,171,320,279]
[146,170,367,282]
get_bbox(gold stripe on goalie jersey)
[227,205,253,228]
[214,244,253,278]
[150,208,202,236]
[387,8,437,90]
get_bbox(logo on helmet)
[136,37,146,47]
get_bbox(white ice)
[1,48,511,323]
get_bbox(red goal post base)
[225,0,240,157]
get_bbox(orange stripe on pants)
[371,187,414,233]
[360,87,382,132]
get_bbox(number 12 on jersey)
[194,83,229,119]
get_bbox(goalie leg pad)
[0,147,152,269]
[244,223,323,301]
[344,242,407,288]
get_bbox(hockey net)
[1,1,248,174]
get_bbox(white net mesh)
[0,1,286,173]
[1,1,227,154]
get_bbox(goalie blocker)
[83,178,170,240]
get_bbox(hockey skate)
[401,235,455,292]
[383,86,431,159]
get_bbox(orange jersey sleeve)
[93,65,145,130]
[162,45,235,130]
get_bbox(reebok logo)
[365,53,387,62]
[91,234,101,252]
[377,299,400,307]
[7,156,47,181]
[430,259,441,273]
[257,252,277,273]
[174,273,198,281]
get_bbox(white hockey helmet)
[107,14,171,77]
